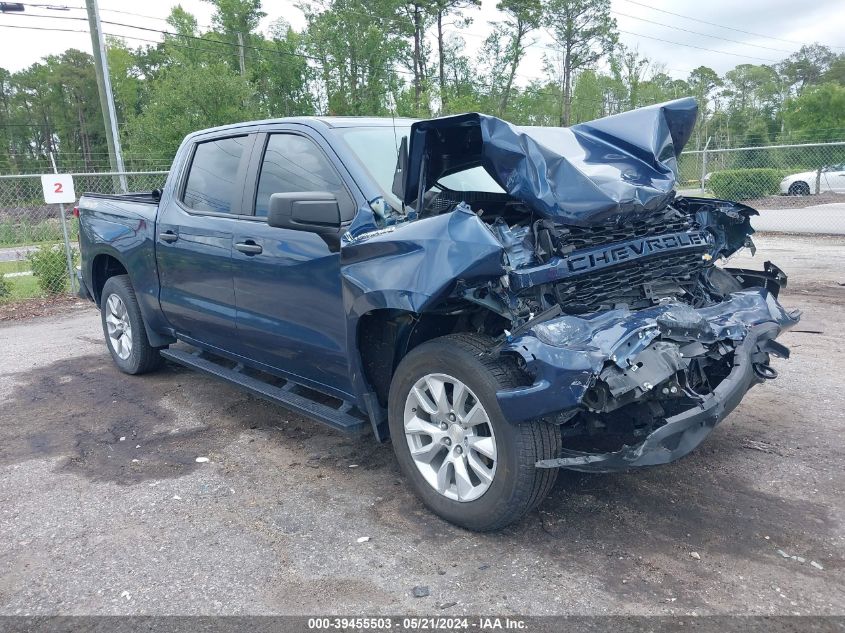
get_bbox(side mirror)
[267,192,342,232]
[391,135,409,199]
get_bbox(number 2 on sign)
[54,182,63,193]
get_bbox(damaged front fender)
[341,204,505,318]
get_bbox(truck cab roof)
[186,116,419,140]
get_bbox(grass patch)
[0,274,42,303]
[0,218,78,248]
[0,259,32,275]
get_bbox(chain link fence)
[0,171,168,304]
[678,141,845,234]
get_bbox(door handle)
[235,241,263,255]
[159,231,178,243]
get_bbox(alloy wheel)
[105,293,133,360]
[403,373,497,502]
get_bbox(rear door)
[231,127,358,397]
[157,133,255,350]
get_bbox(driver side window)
[254,134,348,217]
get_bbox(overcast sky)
[1,0,844,82]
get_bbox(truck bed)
[81,191,161,205]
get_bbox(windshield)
[336,126,503,202]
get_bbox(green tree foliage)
[432,0,480,111]
[492,0,542,117]
[203,0,267,74]
[708,168,783,200]
[302,0,408,116]
[543,0,617,125]
[779,45,837,95]
[252,21,313,117]
[784,82,845,134]
[27,245,72,295]
[126,62,258,156]
[570,69,602,122]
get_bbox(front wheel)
[100,274,163,375]
[388,334,561,531]
[788,181,810,196]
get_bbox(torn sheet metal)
[340,203,505,318]
[403,98,698,226]
[496,288,798,426]
[675,196,759,258]
[532,323,787,472]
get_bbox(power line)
[443,27,699,78]
[98,17,419,75]
[610,10,797,55]
[0,24,282,73]
[97,5,214,31]
[1,11,419,77]
[17,2,79,7]
[618,0,845,50]
[617,29,780,63]
[0,22,86,33]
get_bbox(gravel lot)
[0,235,842,616]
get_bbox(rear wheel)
[100,275,163,375]
[388,334,561,531]
[788,181,810,196]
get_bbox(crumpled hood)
[403,98,698,226]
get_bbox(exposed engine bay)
[440,195,751,320]
[341,99,799,471]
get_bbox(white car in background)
[780,164,845,195]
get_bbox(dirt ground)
[0,294,86,322]
[0,235,842,616]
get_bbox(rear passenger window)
[183,136,249,214]
[255,134,347,217]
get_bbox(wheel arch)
[91,251,174,349]
[91,252,129,306]
[356,308,462,408]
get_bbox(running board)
[160,348,369,435]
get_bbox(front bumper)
[496,288,799,472]
[535,322,786,471]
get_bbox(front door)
[157,133,254,350]
[231,130,358,398]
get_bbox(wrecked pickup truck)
[76,97,798,531]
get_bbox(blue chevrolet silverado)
[76,98,799,531]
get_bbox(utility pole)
[85,0,127,192]
[237,32,246,76]
[700,136,712,193]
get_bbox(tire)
[100,275,163,375]
[788,181,810,196]
[388,333,561,531]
